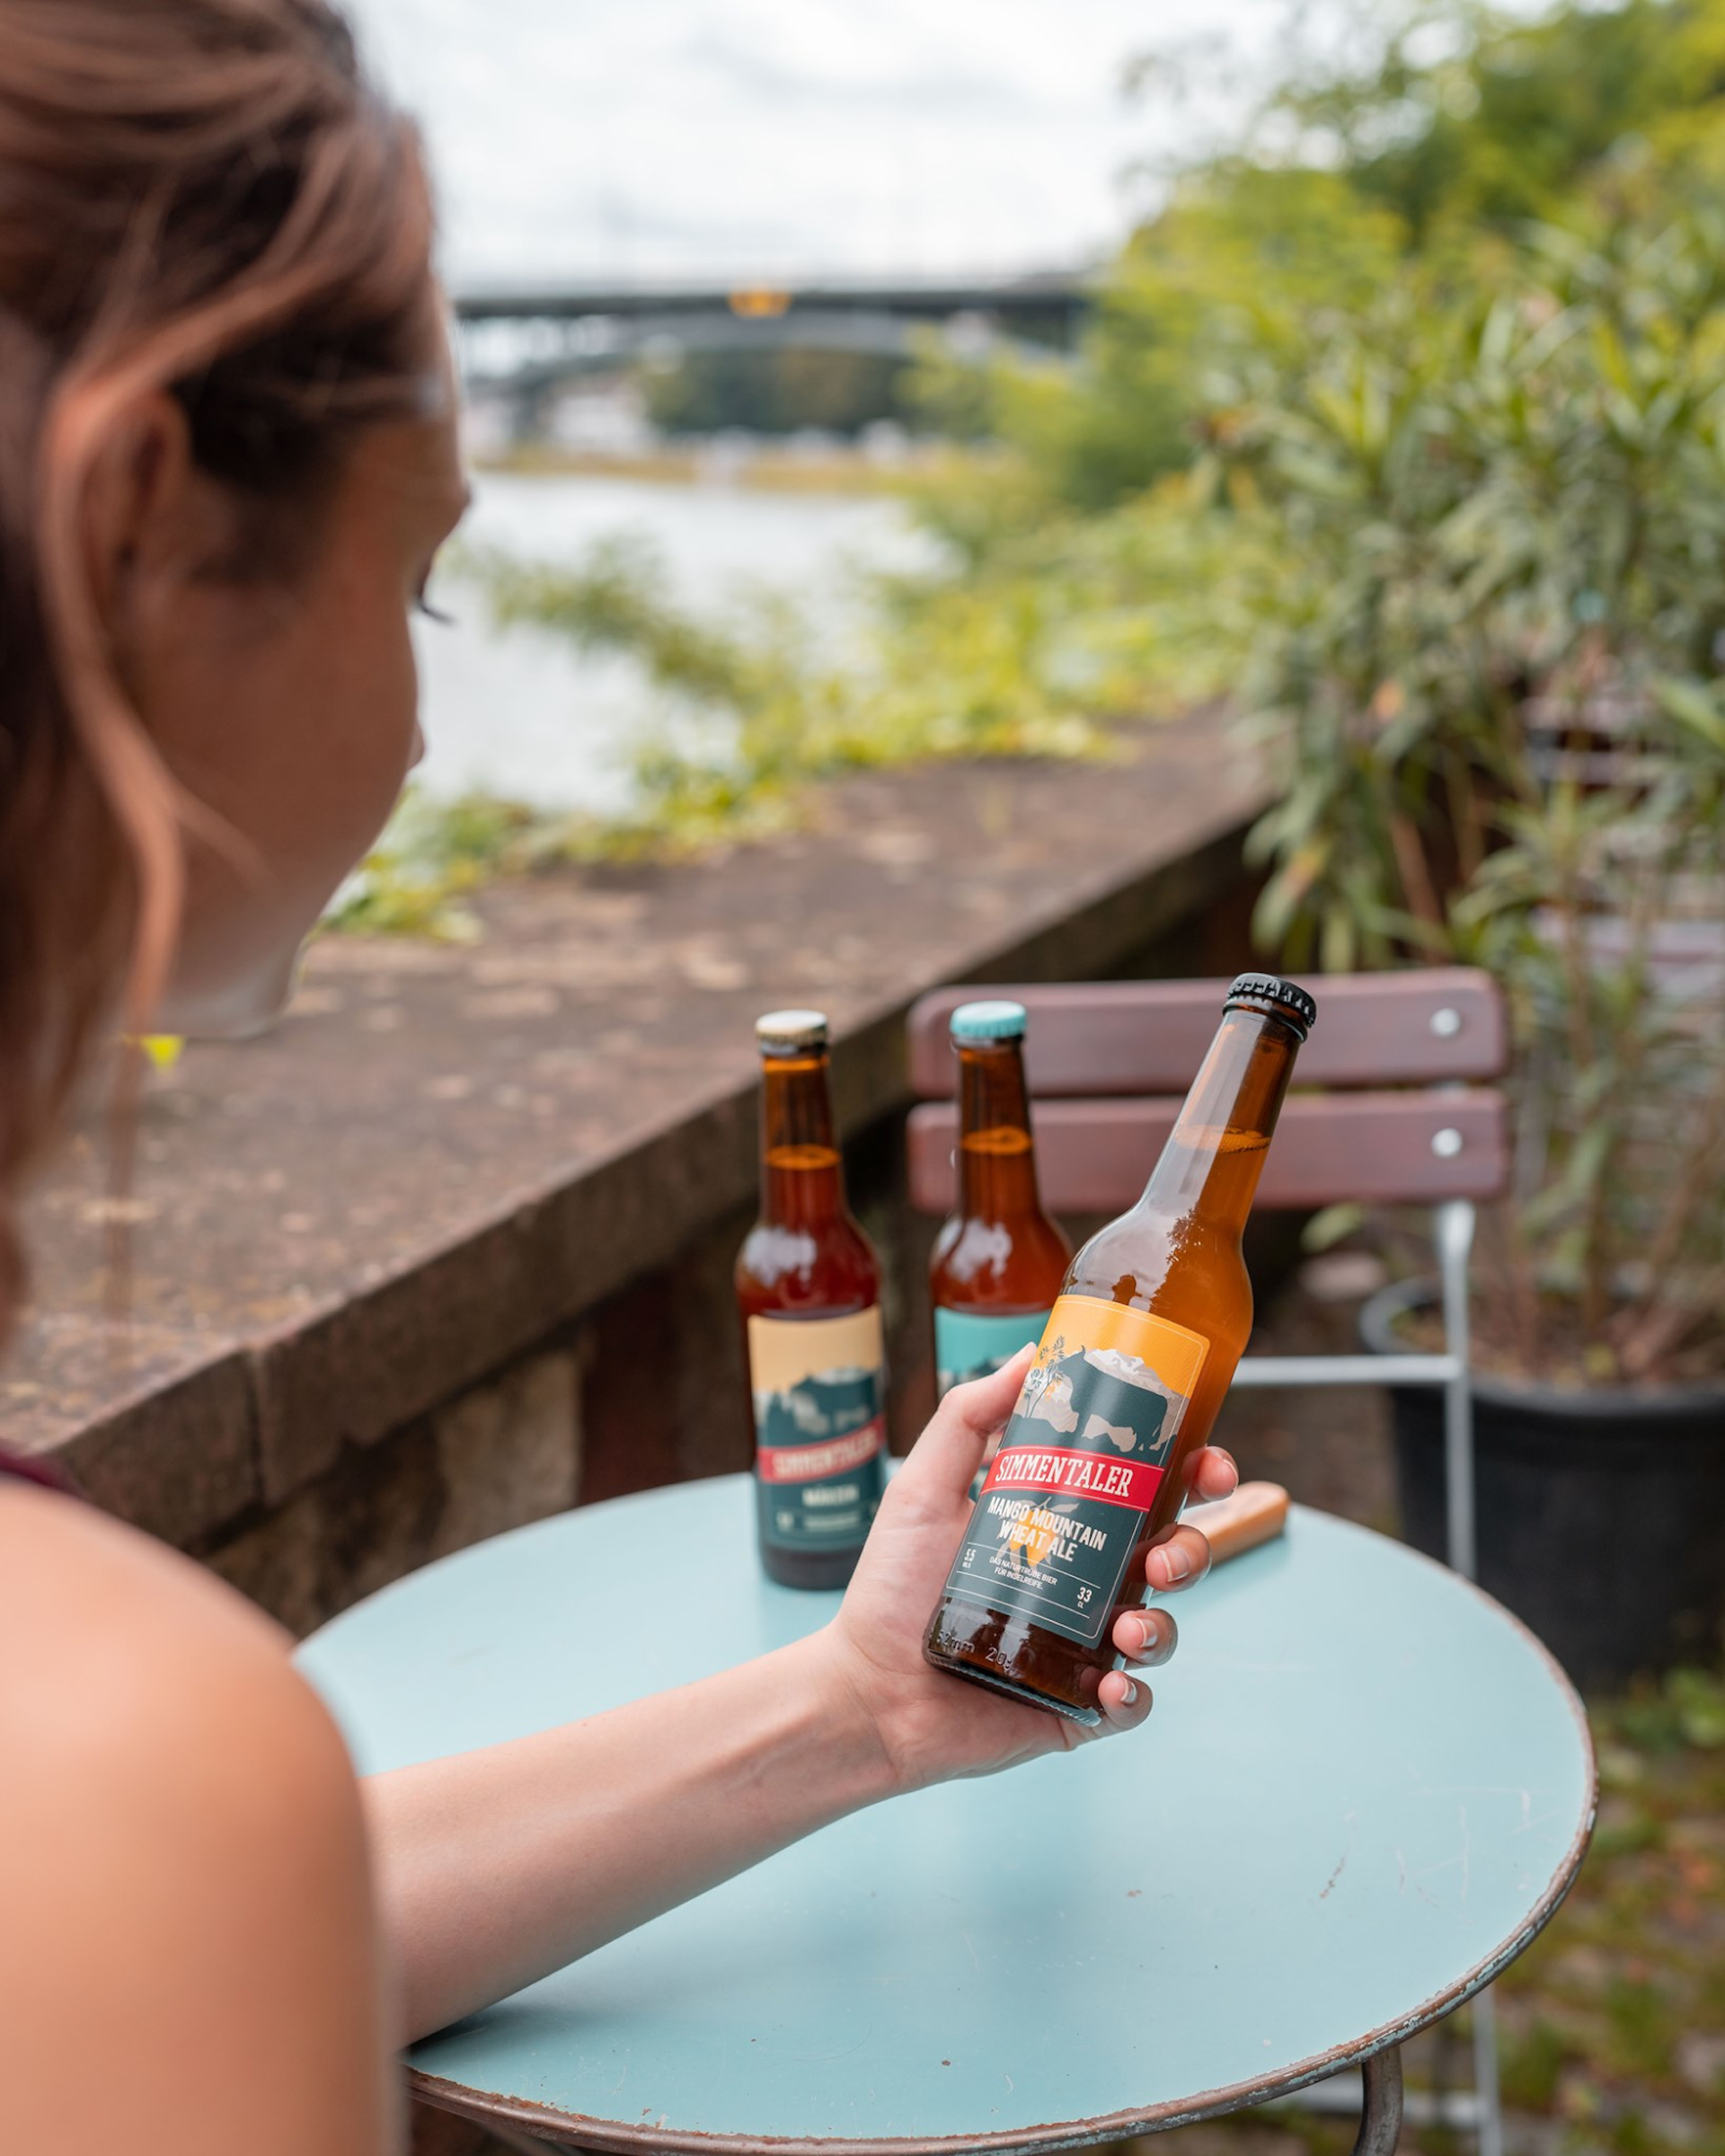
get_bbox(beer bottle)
[923,973,1315,1722]
[930,1001,1072,1417]
[737,1011,888,1590]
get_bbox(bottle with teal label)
[737,1011,888,1589]
[929,1003,1072,1480]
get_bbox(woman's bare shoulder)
[3,1474,284,1644]
[0,1481,311,1763]
[0,1489,393,2152]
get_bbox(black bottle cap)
[1225,973,1317,1039]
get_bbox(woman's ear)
[79,389,231,663]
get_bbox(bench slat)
[907,1091,1509,1215]
[907,971,1506,1097]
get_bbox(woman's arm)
[365,1350,1234,2043]
[363,1622,891,2043]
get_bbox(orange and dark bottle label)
[938,1294,1208,1648]
[748,1307,888,1556]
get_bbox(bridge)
[452,270,1092,340]
[452,271,1093,426]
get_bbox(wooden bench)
[907,969,1509,1216]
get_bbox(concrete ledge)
[7,713,1267,1559]
[12,1319,257,1545]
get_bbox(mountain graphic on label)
[1013,1344,1176,1461]
[754,1365,880,1451]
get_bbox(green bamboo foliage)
[1208,214,1725,1383]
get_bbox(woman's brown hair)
[0,0,435,1340]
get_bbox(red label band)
[756,1418,885,1486]
[981,1444,1165,1513]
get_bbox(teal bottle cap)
[950,999,1028,1043]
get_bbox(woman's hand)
[820,1346,1238,1794]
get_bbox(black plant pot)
[1361,1279,1725,1691]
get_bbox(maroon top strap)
[0,1445,70,1493]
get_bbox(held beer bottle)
[923,973,1316,1722]
[930,1001,1072,1410]
[737,1011,889,1589]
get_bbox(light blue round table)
[298,1479,1595,2156]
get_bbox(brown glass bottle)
[737,1010,888,1589]
[923,973,1315,1722]
[930,1002,1072,1409]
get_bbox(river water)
[412,471,934,814]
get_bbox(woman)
[0,5,1239,2149]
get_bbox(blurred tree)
[1278,0,1725,241]
[643,346,912,437]
[916,0,1725,517]
[915,168,1403,511]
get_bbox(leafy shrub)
[1202,213,1725,1382]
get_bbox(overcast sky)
[343,0,1315,288]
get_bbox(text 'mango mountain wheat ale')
[930,1001,1073,1404]
[737,1011,889,1590]
[924,973,1316,1723]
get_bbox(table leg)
[1473,1986,1505,2156]
[1351,2045,1405,2156]
[482,2125,562,2154]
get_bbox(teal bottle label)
[748,1308,888,1553]
[934,1305,1053,1397]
